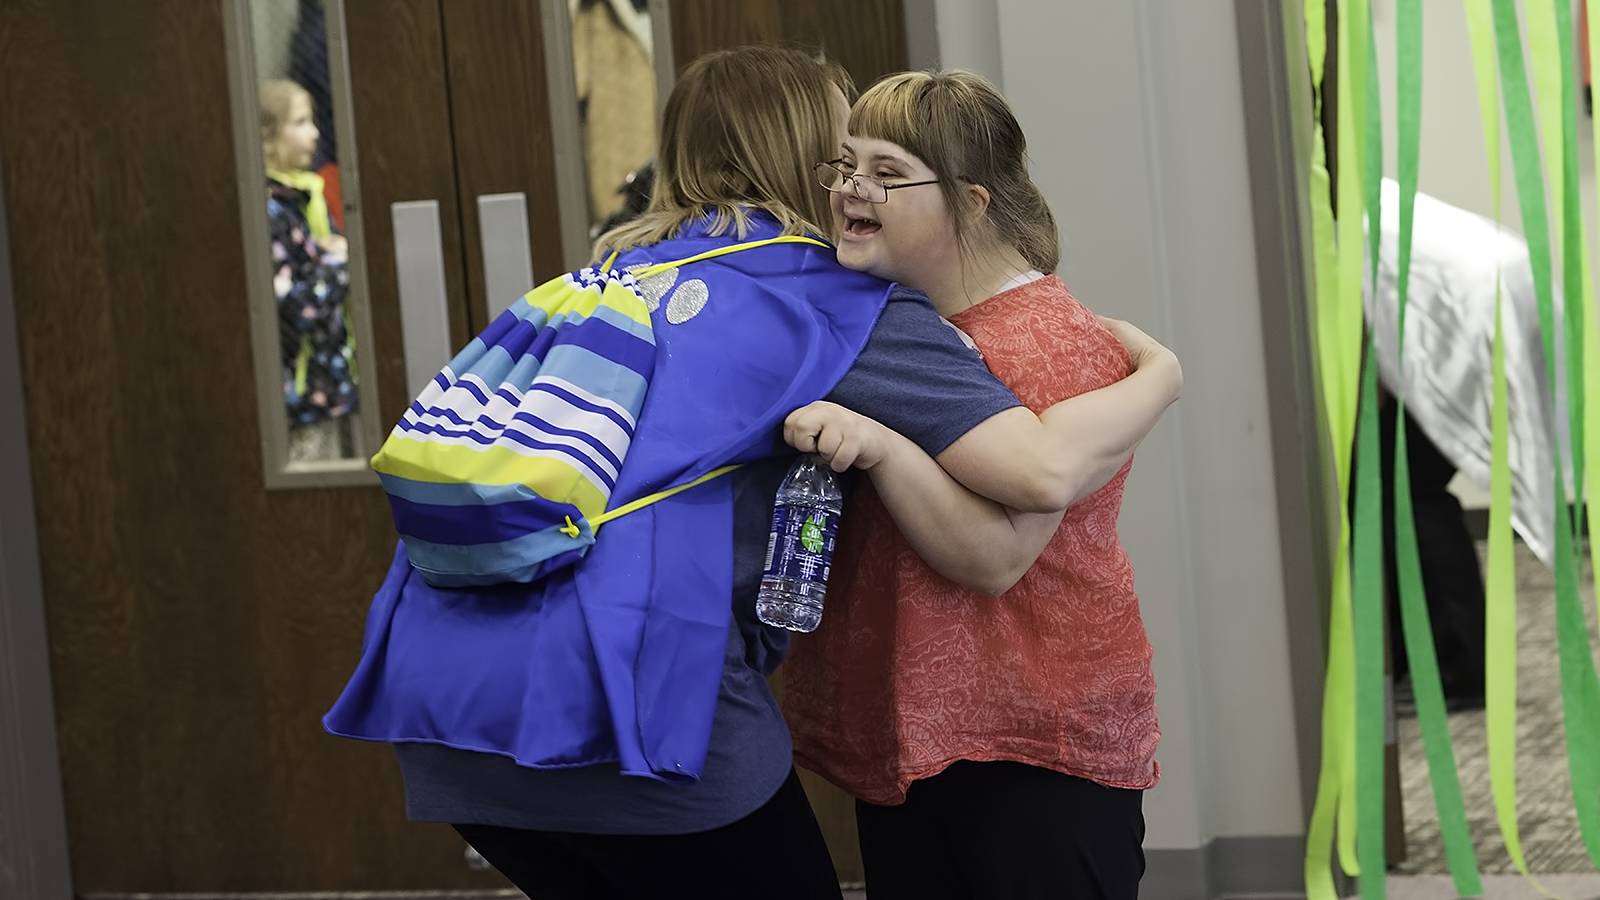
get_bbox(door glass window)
[227,0,382,486]
[569,0,660,242]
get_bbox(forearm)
[867,430,1063,596]
[936,355,1180,513]
[1033,356,1181,502]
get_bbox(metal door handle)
[477,192,535,320]
[391,200,452,397]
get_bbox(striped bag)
[371,238,816,587]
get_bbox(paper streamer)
[1303,0,1600,892]
[1388,0,1484,892]
[1350,4,1388,897]
[1551,0,1587,516]
[1329,0,1376,889]
[1491,0,1600,875]
[1302,1,1350,895]
[1547,0,1600,874]
[1587,0,1600,640]
[1460,0,1546,888]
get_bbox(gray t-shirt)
[395,288,1021,834]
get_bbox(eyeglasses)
[815,160,939,204]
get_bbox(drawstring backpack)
[370,235,826,587]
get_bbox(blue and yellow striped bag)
[371,237,817,587]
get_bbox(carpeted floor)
[1394,540,1600,876]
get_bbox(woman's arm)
[784,402,1060,595]
[784,403,1056,595]
[792,316,1181,514]
[877,429,1066,595]
[784,317,1178,590]
[939,317,1179,512]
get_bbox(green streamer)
[1353,345,1387,900]
[1490,0,1600,873]
[1304,0,1366,889]
[1341,0,1373,881]
[1302,0,1352,894]
[1526,0,1562,239]
[1551,0,1588,532]
[1543,0,1600,872]
[1389,0,1484,893]
[1585,0,1600,644]
[1306,553,1357,900]
[1460,0,1545,885]
[1351,5,1389,897]
[1307,0,1327,86]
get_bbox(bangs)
[847,73,931,161]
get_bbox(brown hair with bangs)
[849,70,1060,273]
[594,46,855,259]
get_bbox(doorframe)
[0,140,75,900]
[221,0,387,490]
[539,0,675,272]
[1233,0,1351,891]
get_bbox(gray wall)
[912,0,1313,865]
[995,0,1308,848]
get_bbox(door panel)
[0,0,495,890]
[667,2,907,883]
[439,0,569,326]
[670,0,907,92]
[2,0,907,890]
[344,0,476,422]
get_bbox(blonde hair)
[594,46,855,259]
[849,70,1059,273]
[259,79,311,145]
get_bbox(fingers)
[827,434,860,472]
[782,401,861,470]
[783,405,819,452]
[816,423,844,462]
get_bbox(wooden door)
[0,0,512,891]
[670,0,908,93]
[667,1,909,884]
[438,0,569,321]
[1,0,906,891]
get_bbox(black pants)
[856,761,1145,900]
[1378,400,1487,705]
[455,769,842,900]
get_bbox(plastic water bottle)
[757,455,845,632]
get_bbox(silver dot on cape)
[631,267,678,312]
[664,279,711,324]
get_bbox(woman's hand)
[784,401,899,473]
[1098,315,1182,399]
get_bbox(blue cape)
[324,214,891,781]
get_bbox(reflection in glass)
[252,0,361,463]
[571,0,659,239]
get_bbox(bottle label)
[762,504,838,586]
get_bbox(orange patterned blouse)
[783,274,1161,805]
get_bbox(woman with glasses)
[327,48,1178,900]
[782,71,1168,900]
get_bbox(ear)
[963,182,992,224]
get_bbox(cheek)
[883,202,948,260]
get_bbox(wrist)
[866,426,913,472]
